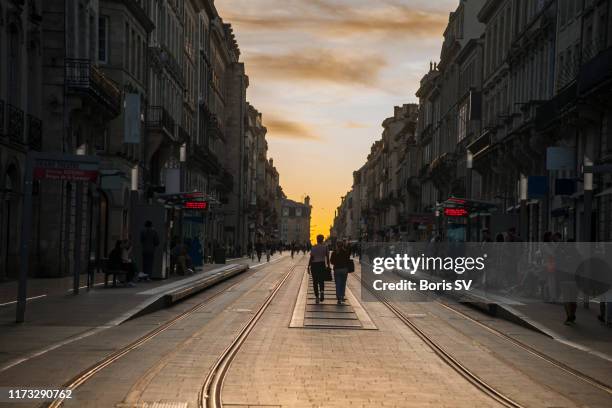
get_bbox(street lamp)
[466,150,473,241]
[583,156,593,242]
[519,173,528,240]
[131,166,139,191]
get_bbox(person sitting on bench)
[108,240,136,287]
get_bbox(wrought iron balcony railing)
[178,125,190,143]
[146,106,176,139]
[65,58,122,115]
[0,99,4,136]
[148,45,184,85]
[27,114,42,151]
[7,104,24,143]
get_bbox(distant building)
[280,196,311,245]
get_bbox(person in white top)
[308,234,330,304]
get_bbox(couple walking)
[308,235,353,305]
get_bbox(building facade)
[335,0,612,244]
[280,196,311,246]
[0,0,293,283]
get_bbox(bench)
[100,259,129,287]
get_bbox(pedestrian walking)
[558,239,578,325]
[255,239,263,262]
[308,234,330,304]
[330,240,352,304]
[140,220,159,280]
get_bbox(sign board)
[546,147,575,170]
[444,208,468,217]
[32,155,99,182]
[184,201,208,210]
[124,93,141,144]
[528,176,548,198]
[164,168,180,194]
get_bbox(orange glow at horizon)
[217,0,455,243]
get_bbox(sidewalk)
[498,301,612,361]
[0,255,286,372]
[391,266,612,362]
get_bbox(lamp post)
[73,145,87,295]
[179,143,187,241]
[583,156,593,242]
[466,150,473,241]
[519,173,528,241]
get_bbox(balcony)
[191,143,221,175]
[65,59,122,116]
[7,104,24,143]
[146,106,176,140]
[578,45,612,96]
[27,114,42,151]
[0,99,4,136]
[178,125,190,144]
[148,45,184,85]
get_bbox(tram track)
[352,273,526,408]
[358,258,612,395]
[42,257,294,408]
[198,263,301,408]
[434,300,612,396]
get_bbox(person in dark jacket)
[140,220,159,280]
[330,240,351,304]
[309,235,330,303]
[108,240,136,286]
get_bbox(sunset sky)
[217,0,458,240]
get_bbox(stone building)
[280,196,311,246]
[0,0,43,278]
[0,0,285,283]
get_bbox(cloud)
[247,48,387,86]
[264,115,320,140]
[344,121,370,129]
[221,1,448,39]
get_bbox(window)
[458,101,468,142]
[296,208,302,217]
[125,23,130,71]
[99,16,109,63]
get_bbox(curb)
[392,269,551,337]
[128,264,250,320]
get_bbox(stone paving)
[1,255,610,407]
[223,262,500,408]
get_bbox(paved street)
[0,256,610,407]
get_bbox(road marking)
[0,294,47,307]
[66,282,105,293]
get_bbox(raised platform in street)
[290,269,376,329]
[0,255,286,374]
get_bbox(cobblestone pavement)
[1,256,610,407]
[0,255,296,408]
[223,259,496,408]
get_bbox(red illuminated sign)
[444,208,468,217]
[33,168,99,182]
[184,201,208,210]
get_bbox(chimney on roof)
[304,195,310,207]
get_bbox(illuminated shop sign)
[184,201,208,210]
[444,208,468,217]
